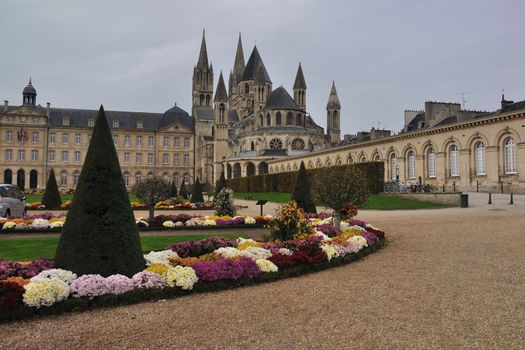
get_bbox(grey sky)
[1,0,523,134]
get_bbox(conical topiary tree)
[42,168,62,210]
[190,177,204,203]
[291,161,317,213]
[169,181,178,198]
[54,106,145,277]
[179,179,189,200]
[214,171,226,199]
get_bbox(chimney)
[501,94,514,110]
[3,100,8,112]
[46,102,51,117]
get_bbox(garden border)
[0,238,385,323]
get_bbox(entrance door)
[17,169,25,190]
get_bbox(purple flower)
[132,271,163,289]
[0,258,54,279]
[361,232,378,246]
[70,274,110,299]
[189,257,260,282]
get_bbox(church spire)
[293,63,307,90]
[196,29,209,70]
[326,81,341,144]
[214,71,228,102]
[233,32,245,79]
[326,81,341,109]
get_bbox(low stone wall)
[381,192,462,206]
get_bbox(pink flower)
[106,274,134,295]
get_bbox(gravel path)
[1,205,524,349]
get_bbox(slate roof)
[194,107,214,121]
[293,63,307,90]
[214,72,228,102]
[23,80,36,95]
[326,81,341,109]
[435,116,457,126]
[501,99,525,113]
[406,112,425,131]
[241,46,271,83]
[160,106,195,130]
[266,86,300,110]
[228,110,239,122]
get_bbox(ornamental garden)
[0,107,386,322]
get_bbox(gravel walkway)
[1,205,524,349]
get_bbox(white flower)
[315,231,331,241]
[256,259,278,272]
[31,269,77,285]
[162,220,175,228]
[278,248,293,256]
[2,221,16,230]
[144,250,179,266]
[320,245,340,261]
[163,266,198,290]
[50,221,64,229]
[23,278,70,308]
[244,216,256,225]
[30,218,50,229]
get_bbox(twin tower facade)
[191,31,342,183]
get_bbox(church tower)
[213,72,230,179]
[192,30,214,114]
[293,63,306,111]
[326,81,341,144]
[229,33,245,99]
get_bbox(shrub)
[268,201,314,241]
[132,177,170,222]
[214,188,236,217]
[178,179,189,200]
[54,106,145,277]
[190,178,204,203]
[42,169,62,210]
[214,171,226,199]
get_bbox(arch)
[474,141,486,176]
[60,170,68,187]
[449,144,459,177]
[335,156,343,166]
[269,166,274,173]
[250,141,255,151]
[426,148,436,178]
[244,83,249,94]
[227,164,232,179]
[325,157,332,167]
[503,137,517,174]
[162,172,169,184]
[466,132,490,150]
[347,154,354,164]
[266,113,271,126]
[389,152,398,180]
[316,158,323,168]
[441,137,462,153]
[296,113,303,126]
[358,152,367,163]
[4,169,12,184]
[29,170,38,189]
[407,150,416,179]
[494,127,522,147]
[286,112,293,125]
[371,149,383,161]
[16,169,25,190]
[259,115,263,127]
[402,143,417,158]
[286,164,291,171]
[280,164,285,172]
[275,112,282,125]
[123,172,130,187]
[246,162,256,177]
[293,162,299,170]
[258,162,268,175]
[307,160,314,169]
[233,163,241,178]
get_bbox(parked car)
[0,184,27,218]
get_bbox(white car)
[0,184,27,218]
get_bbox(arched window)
[504,138,517,174]
[123,172,130,187]
[259,115,263,127]
[449,145,459,177]
[173,173,179,186]
[219,103,225,122]
[61,172,68,187]
[347,155,354,164]
[266,113,271,126]
[135,173,142,184]
[360,155,367,163]
[73,171,80,187]
[199,94,204,105]
[275,112,282,125]
[407,151,416,179]
[244,83,249,94]
[390,154,397,180]
[206,95,211,107]
[162,173,169,184]
[4,169,12,184]
[251,141,255,151]
[297,113,303,127]
[475,142,486,176]
[286,112,293,125]
[427,148,436,178]
[29,170,38,189]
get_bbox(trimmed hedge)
[225,162,385,194]
[0,238,385,323]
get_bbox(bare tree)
[132,177,170,222]
[312,165,370,228]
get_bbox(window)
[61,151,68,162]
[174,137,180,148]
[75,133,81,145]
[6,130,13,142]
[6,116,14,123]
[88,119,94,127]
[63,117,70,126]
[407,151,416,179]
[266,114,271,126]
[49,150,55,162]
[112,120,119,128]
[286,112,293,125]
[136,153,142,165]
[275,112,281,125]
[136,136,142,147]
[173,174,179,185]
[73,172,80,186]
[124,152,130,164]
[162,174,169,184]
[148,136,155,147]
[74,151,81,163]
[184,174,190,184]
[147,153,154,165]
[61,173,67,186]
[291,138,305,150]
[135,173,142,184]
[32,132,39,143]
[163,136,169,148]
[184,137,190,148]
[62,133,69,144]
[332,111,338,128]
[390,154,397,180]
[269,138,283,150]
[49,132,56,144]
[18,149,25,161]
[504,138,517,174]
[174,154,180,165]
[183,154,189,166]
[219,104,225,122]
[5,149,13,161]
[427,149,436,178]
[449,145,459,177]
[32,117,39,124]
[297,113,303,126]
[244,83,249,94]
[113,136,118,146]
[125,135,130,146]
[475,142,486,176]
[137,120,143,129]
[31,150,38,161]
[123,173,130,187]
[162,153,169,165]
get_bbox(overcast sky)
[1,0,523,134]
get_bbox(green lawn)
[0,233,245,261]
[24,193,139,204]
[234,192,446,210]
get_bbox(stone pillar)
[485,146,499,191]
[435,152,446,190]
[459,149,471,192]
[415,155,424,184]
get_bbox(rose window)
[291,138,305,150]
[269,138,283,150]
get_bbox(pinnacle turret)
[293,63,307,90]
[196,29,210,70]
[233,33,245,79]
[326,81,341,109]
[214,72,228,102]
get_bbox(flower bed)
[0,217,385,322]
[26,200,214,211]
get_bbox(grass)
[24,193,139,204]
[0,233,245,261]
[234,192,446,210]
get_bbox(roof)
[266,86,300,110]
[214,72,228,102]
[228,110,239,122]
[435,115,457,126]
[193,107,214,121]
[406,112,425,131]
[233,33,245,78]
[196,30,210,70]
[326,81,341,109]
[501,100,525,113]
[241,46,271,83]
[160,106,195,130]
[293,63,307,90]
[23,79,36,95]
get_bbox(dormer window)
[63,117,70,126]
[137,120,143,129]
[7,116,14,123]
[88,119,94,127]
[112,120,119,128]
